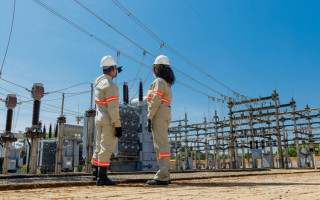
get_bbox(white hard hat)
[100,55,117,69]
[153,55,170,66]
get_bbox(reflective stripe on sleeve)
[95,96,119,105]
[161,98,171,105]
[95,100,108,105]
[106,96,119,103]
[151,91,163,96]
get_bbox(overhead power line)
[0,77,31,92]
[0,86,80,114]
[32,0,146,68]
[45,81,91,94]
[73,0,154,57]
[1,76,91,97]
[0,0,17,78]
[176,80,224,102]
[42,90,91,102]
[33,0,232,100]
[184,0,272,91]
[111,0,247,98]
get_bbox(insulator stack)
[54,123,58,138]
[139,81,143,102]
[5,109,13,132]
[32,100,41,126]
[123,83,129,104]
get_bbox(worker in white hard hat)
[146,55,175,185]
[91,55,123,186]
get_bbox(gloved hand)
[148,119,152,132]
[115,127,122,138]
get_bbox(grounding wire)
[0,0,17,78]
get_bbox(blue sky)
[0,0,319,132]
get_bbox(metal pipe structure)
[168,91,320,170]
[55,93,66,173]
[85,84,95,173]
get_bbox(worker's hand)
[148,119,152,132]
[115,127,122,138]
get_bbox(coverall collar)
[103,74,113,80]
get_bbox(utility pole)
[178,121,182,170]
[291,99,301,168]
[204,118,209,169]
[266,119,274,168]
[280,117,289,169]
[174,129,179,170]
[184,113,189,169]
[196,127,201,169]
[85,83,95,172]
[272,90,284,168]
[75,116,84,124]
[1,94,18,174]
[246,131,250,168]
[241,140,246,169]
[234,123,239,168]
[214,111,221,169]
[26,83,45,174]
[249,106,257,168]
[227,99,236,169]
[306,105,316,168]
[221,124,226,169]
[55,93,66,173]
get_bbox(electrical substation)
[0,0,320,199]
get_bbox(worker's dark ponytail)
[153,64,176,85]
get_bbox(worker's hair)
[153,64,176,85]
[103,66,115,74]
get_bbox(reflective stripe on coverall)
[92,74,121,167]
[147,78,172,181]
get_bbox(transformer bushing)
[1,94,18,174]
[25,83,45,174]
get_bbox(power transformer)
[83,99,159,172]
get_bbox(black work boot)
[146,179,169,185]
[96,167,117,186]
[92,165,98,181]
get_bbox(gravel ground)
[1,170,320,200]
[0,169,317,185]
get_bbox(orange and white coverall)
[147,78,172,181]
[92,74,121,167]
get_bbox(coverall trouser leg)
[92,121,117,167]
[152,116,171,181]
